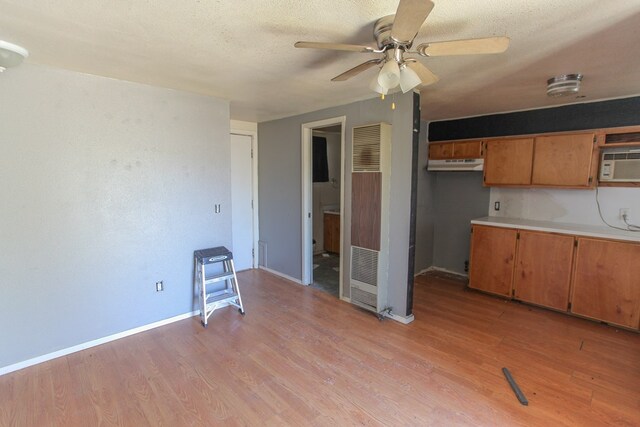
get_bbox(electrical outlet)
[620,208,631,221]
[155,281,164,292]
[494,201,501,211]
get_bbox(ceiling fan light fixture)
[370,77,389,95]
[547,74,583,97]
[378,60,401,90]
[0,40,29,72]
[399,63,421,93]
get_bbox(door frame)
[230,129,259,269]
[301,116,346,298]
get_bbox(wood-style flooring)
[1,269,638,426]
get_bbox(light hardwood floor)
[1,270,638,426]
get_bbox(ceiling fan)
[295,0,510,95]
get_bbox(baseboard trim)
[259,266,303,285]
[414,267,431,277]
[418,265,468,278]
[0,310,199,377]
[385,312,415,324]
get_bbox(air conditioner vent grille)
[351,246,378,286]
[605,132,640,145]
[353,125,381,172]
[351,287,377,310]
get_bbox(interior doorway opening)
[301,117,346,299]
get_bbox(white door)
[230,134,254,271]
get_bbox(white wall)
[489,187,640,228]
[230,120,258,133]
[0,64,231,369]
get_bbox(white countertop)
[471,216,640,243]
[324,210,340,216]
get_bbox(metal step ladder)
[194,246,245,327]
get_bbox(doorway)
[230,132,258,271]
[301,116,346,299]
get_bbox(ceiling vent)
[546,74,583,97]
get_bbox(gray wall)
[0,65,231,368]
[431,172,490,274]
[414,127,489,276]
[414,120,436,273]
[258,92,416,316]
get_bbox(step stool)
[194,246,245,327]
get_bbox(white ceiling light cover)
[0,40,29,71]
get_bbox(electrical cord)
[624,215,640,231]
[595,186,640,232]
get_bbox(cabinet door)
[484,138,534,186]
[532,133,595,187]
[330,214,340,254]
[452,140,483,159]
[469,225,517,297]
[323,214,333,253]
[513,231,575,311]
[428,143,453,159]
[571,238,640,329]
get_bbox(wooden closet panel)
[351,172,381,251]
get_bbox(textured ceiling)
[1,1,640,122]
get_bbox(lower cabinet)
[513,231,574,311]
[323,213,340,254]
[469,224,640,330]
[469,225,517,297]
[571,237,640,329]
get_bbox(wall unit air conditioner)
[599,148,640,182]
[349,123,391,314]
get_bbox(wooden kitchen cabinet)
[513,231,575,311]
[453,140,483,159]
[469,225,517,297]
[532,133,596,187]
[482,132,597,188]
[428,142,453,159]
[483,138,534,186]
[323,213,340,254]
[428,140,483,160]
[571,237,640,329]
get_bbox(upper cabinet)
[532,133,596,186]
[429,140,482,160]
[484,138,534,186]
[483,132,597,188]
[428,142,453,159]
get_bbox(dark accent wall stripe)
[428,96,640,141]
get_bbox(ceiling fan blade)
[331,59,383,81]
[417,37,510,57]
[390,0,435,43]
[294,41,375,53]
[406,61,439,86]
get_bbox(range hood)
[427,158,484,171]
